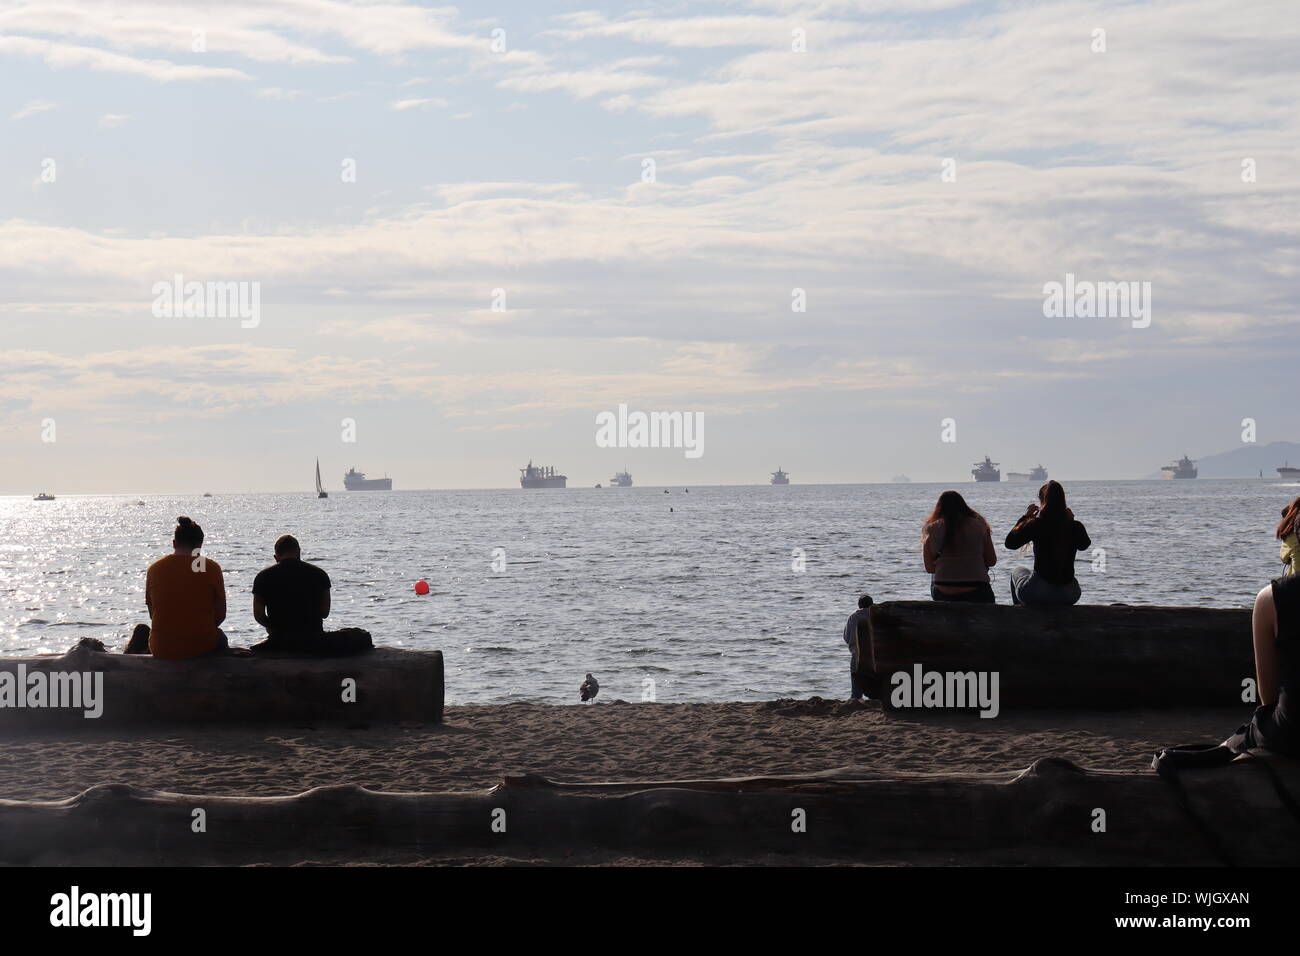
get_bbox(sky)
[1,0,1296,493]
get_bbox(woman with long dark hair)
[921,490,997,603]
[1004,480,1091,606]
[1277,497,1300,576]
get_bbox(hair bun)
[177,516,191,526]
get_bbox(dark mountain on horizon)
[1147,441,1300,478]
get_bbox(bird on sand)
[580,673,599,702]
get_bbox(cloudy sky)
[2,0,1296,492]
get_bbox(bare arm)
[983,524,998,568]
[253,595,271,630]
[922,527,939,574]
[1253,584,1280,707]
[320,587,331,621]
[212,568,227,627]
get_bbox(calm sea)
[1,479,1294,704]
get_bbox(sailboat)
[316,459,328,499]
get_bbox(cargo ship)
[1007,464,1049,482]
[1278,463,1300,480]
[770,468,790,485]
[972,457,1000,482]
[610,470,633,487]
[343,467,393,491]
[1161,456,1198,479]
[520,461,566,489]
[33,492,55,501]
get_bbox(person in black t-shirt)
[1003,480,1091,606]
[251,535,371,655]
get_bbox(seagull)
[580,673,599,702]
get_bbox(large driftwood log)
[0,643,443,727]
[2,757,1299,865]
[857,601,1253,708]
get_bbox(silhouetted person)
[1004,480,1091,606]
[1162,573,1300,770]
[843,594,874,699]
[922,491,997,603]
[1228,574,1300,753]
[251,535,371,655]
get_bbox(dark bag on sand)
[252,627,373,657]
[1152,704,1300,866]
[1151,703,1273,777]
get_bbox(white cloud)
[0,35,250,82]
[256,87,304,100]
[10,98,58,120]
[388,97,447,111]
[97,113,130,127]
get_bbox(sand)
[0,701,1244,865]
[0,700,1241,800]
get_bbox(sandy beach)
[0,700,1245,865]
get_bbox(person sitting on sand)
[921,491,997,603]
[842,594,874,700]
[1003,480,1091,606]
[1278,497,1300,576]
[1166,572,1300,769]
[1225,573,1300,754]
[125,516,229,658]
[251,535,371,655]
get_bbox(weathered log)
[857,601,1253,708]
[2,757,1298,865]
[0,642,443,727]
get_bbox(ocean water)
[0,479,1294,704]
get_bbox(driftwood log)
[1,756,1298,865]
[0,642,443,727]
[856,601,1253,709]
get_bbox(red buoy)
[414,579,430,595]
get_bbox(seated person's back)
[925,516,995,581]
[921,490,997,603]
[148,550,225,658]
[252,535,330,648]
[1005,512,1090,585]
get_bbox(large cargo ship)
[343,467,393,491]
[1007,464,1049,482]
[1161,456,1198,479]
[520,461,566,489]
[771,467,790,485]
[610,469,633,487]
[972,457,1000,482]
[1278,464,1300,480]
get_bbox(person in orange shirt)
[125,516,228,658]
